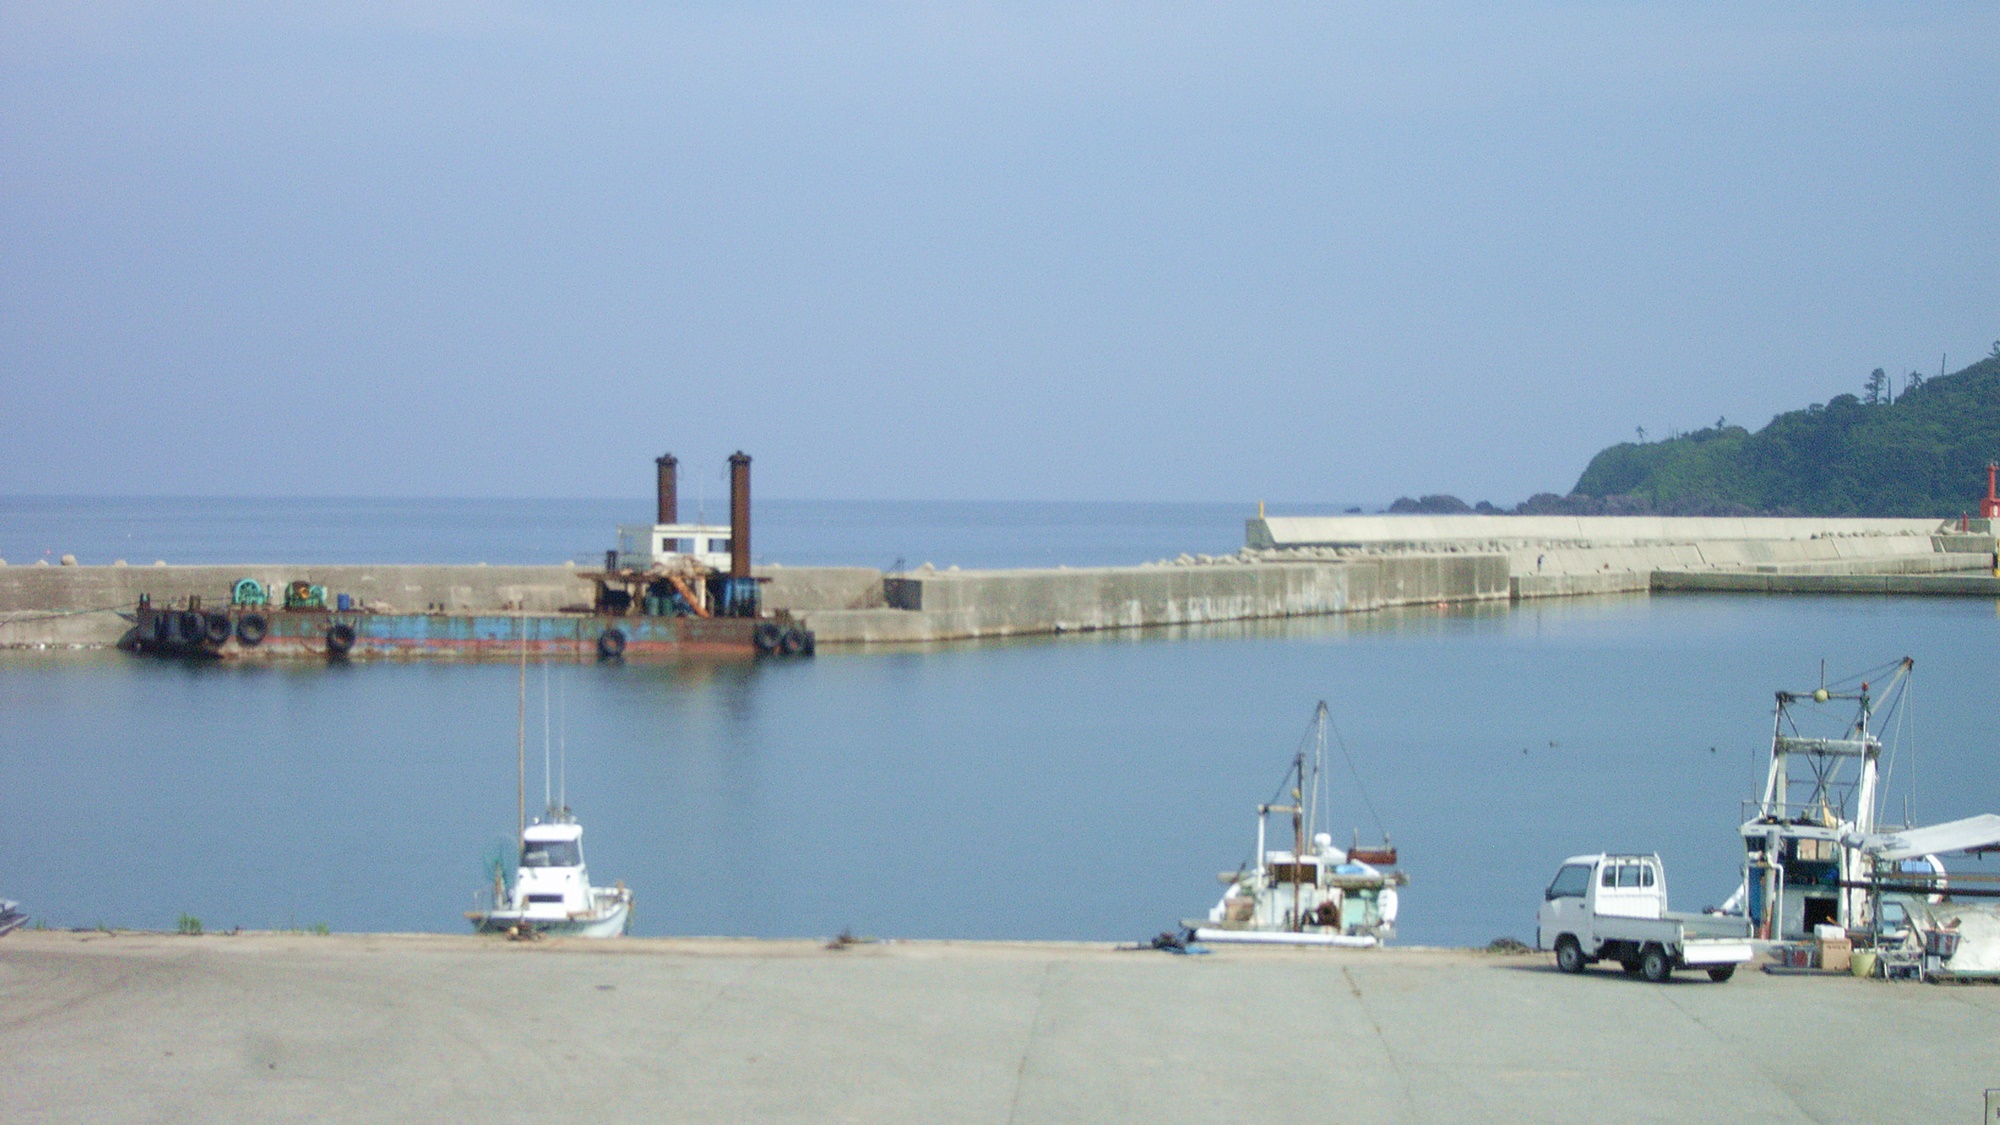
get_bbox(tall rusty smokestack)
[655,453,678,524]
[728,451,751,578]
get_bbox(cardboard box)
[1819,937,1852,973]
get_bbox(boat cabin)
[511,821,594,921]
[614,523,734,572]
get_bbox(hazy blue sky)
[2,3,1993,504]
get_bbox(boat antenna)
[516,612,527,844]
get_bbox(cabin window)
[1601,866,1616,888]
[709,539,731,554]
[1641,864,1655,888]
[1267,863,1320,885]
[1617,864,1642,888]
[521,840,581,868]
[526,894,564,904]
[1547,864,1591,899]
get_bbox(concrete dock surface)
[6,932,1997,1124]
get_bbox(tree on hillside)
[1565,352,2000,517]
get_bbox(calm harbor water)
[4,591,1995,947]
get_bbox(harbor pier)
[4,930,1994,1124]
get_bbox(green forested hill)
[1566,352,2000,517]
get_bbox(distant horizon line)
[0,493,1381,511]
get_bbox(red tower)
[1985,462,2000,520]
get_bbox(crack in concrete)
[1342,966,1418,1123]
[1652,985,1824,1125]
[1004,961,1055,1125]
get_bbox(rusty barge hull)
[129,607,760,661]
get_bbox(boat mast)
[1308,701,1328,845]
[517,613,527,844]
[1292,751,1305,930]
[558,667,568,814]
[542,662,552,815]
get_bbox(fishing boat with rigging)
[1189,702,1405,947]
[1723,657,2000,977]
[466,655,632,938]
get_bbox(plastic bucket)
[1850,949,1877,978]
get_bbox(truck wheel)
[1555,936,1585,974]
[1640,946,1673,983]
[1706,965,1736,983]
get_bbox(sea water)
[1,499,1995,946]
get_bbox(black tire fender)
[236,613,268,646]
[202,611,233,645]
[597,628,627,660]
[753,622,782,654]
[325,622,357,656]
[176,610,205,645]
[779,627,805,655]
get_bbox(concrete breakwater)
[1653,570,2000,596]
[0,556,1508,650]
[3,514,1993,652]
[796,554,1509,643]
[1248,514,1998,601]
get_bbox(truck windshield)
[521,840,581,868]
[1547,864,1591,899]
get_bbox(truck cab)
[1537,853,1752,983]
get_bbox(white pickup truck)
[1537,853,1755,983]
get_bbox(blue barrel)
[336,593,353,611]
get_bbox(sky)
[1,2,1994,505]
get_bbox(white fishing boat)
[468,813,632,938]
[1190,702,1405,947]
[466,651,632,938]
[1723,658,2000,977]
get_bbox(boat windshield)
[520,840,581,868]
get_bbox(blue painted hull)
[128,606,763,660]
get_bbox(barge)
[124,600,806,661]
[119,451,814,662]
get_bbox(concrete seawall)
[797,555,1510,644]
[1249,514,1949,549]
[4,512,1991,651]
[1251,513,1996,604]
[1653,570,2000,596]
